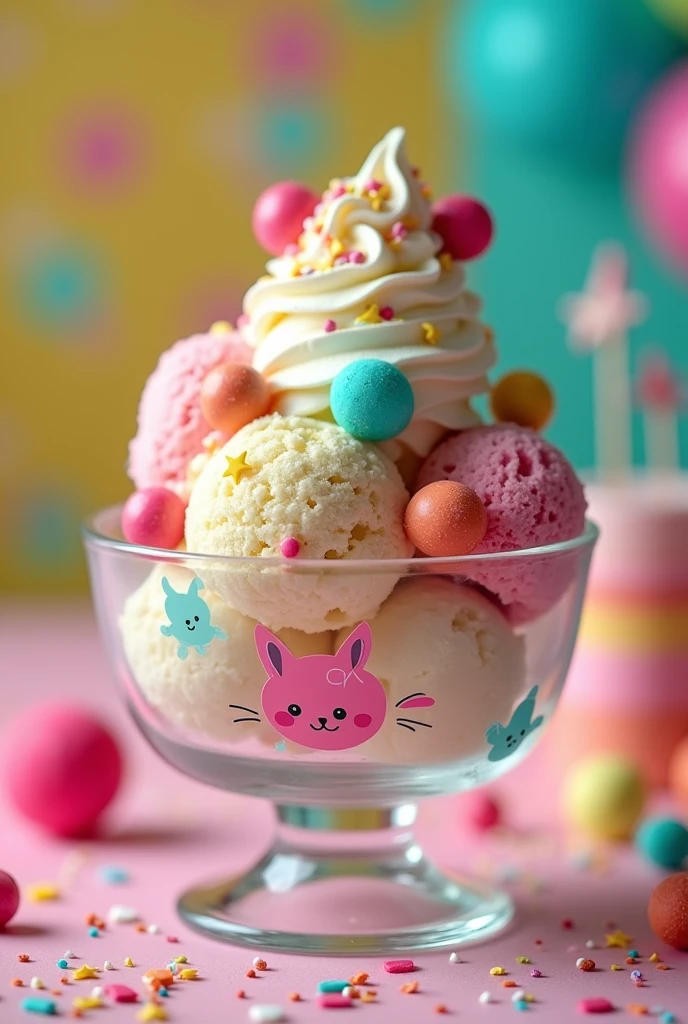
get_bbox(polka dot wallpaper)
[0,0,453,594]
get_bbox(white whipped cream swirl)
[243,127,495,457]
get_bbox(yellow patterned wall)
[0,0,454,594]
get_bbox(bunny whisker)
[232,717,262,724]
[396,692,427,707]
[397,721,416,732]
[229,703,260,715]
[396,717,432,729]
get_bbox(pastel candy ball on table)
[405,480,487,556]
[120,566,330,746]
[252,181,319,256]
[330,359,414,443]
[2,705,122,837]
[648,872,688,949]
[338,577,525,765]
[636,817,688,870]
[562,755,645,841]
[184,415,413,633]
[200,363,270,435]
[0,870,19,928]
[417,425,586,623]
[121,487,185,549]
[431,195,494,261]
[128,327,252,495]
[490,371,555,432]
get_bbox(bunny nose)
[318,716,328,726]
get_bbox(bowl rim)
[83,504,599,571]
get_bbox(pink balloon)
[252,181,319,256]
[0,871,19,928]
[628,63,688,279]
[431,195,494,261]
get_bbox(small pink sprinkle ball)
[121,486,186,549]
[252,181,319,256]
[431,195,494,261]
[461,790,501,832]
[280,537,300,558]
[2,703,123,837]
[0,870,20,928]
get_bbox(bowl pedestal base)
[178,805,514,954]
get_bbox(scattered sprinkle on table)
[248,1007,286,1023]
[626,1004,649,1016]
[434,1004,448,1014]
[20,996,58,1015]
[530,969,542,978]
[449,951,461,963]
[56,959,69,970]
[98,864,129,885]
[174,956,188,964]
[649,952,660,962]
[124,957,134,968]
[318,980,349,993]
[26,883,60,902]
[585,940,596,949]
[400,980,419,994]
[137,1004,168,1022]
[19,954,31,963]
[490,966,507,976]
[253,957,268,970]
[72,996,103,1010]
[349,972,368,985]
[562,919,574,930]
[105,984,138,1003]
[87,926,99,938]
[317,993,353,1008]
[516,956,531,964]
[479,991,492,1004]
[108,904,140,924]
[103,961,114,971]
[628,949,640,958]
[631,970,643,981]
[360,991,376,1003]
[288,992,301,1001]
[611,964,623,971]
[383,959,415,974]
[342,986,357,998]
[577,997,615,1013]
[579,959,596,972]
[72,965,99,981]
[180,968,198,980]
[30,977,45,990]
[605,930,633,948]
[147,924,162,935]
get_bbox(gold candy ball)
[490,371,554,432]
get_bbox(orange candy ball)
[405,480,487,557]
[490,370,554,431]
[200,363,270,434]
[648,872,688,949]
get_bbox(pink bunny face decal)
[256,622,387,751]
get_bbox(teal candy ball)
[330,359,414,443]
[636,817,688,870]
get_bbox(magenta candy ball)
[629,63,688,280]
[121,487,185,549]
[0,871,19,928]
[461,790,502,832]
[2,704,123,837]
[431,195,494,260]
[252,181,319,256]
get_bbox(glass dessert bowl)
[84,507,597,954]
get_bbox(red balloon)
[431,195,494,261]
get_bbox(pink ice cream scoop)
[128,327,252,492]
[416,425,586,623]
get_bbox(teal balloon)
[452,0,679,158]
[330,359,414,443]
[636,817,688,869]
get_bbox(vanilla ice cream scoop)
[120,565,331,745]
[338,577,525,765]
[184,414,414,632]
[243,128,495,459]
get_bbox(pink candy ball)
[431,195,494,261]
[0,870,19,928]
[122,487,185,549]
[461,791,501,832]
[628,63,688,281]
[3,704,123,837]
[252,181,319,256]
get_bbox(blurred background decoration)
[2,0,688,595]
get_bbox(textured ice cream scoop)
[128,326,252,495]
[417,424,587,622]
[185,414,414,632]
[120,566,331,745]
[243,127,495,459]
[338,577,525,765]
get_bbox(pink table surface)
[0,602,687,1022]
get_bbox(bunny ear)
[254,624,293,677]
[335,621,372,671]
[187,577,204,597]
[161,576,175,597]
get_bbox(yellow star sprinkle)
[329,238,344,258]
[124,957,134,968]
[355,304,383,325]
[223,452,252,484]
[611,964,623,971]
[421,322,440,346]
[26,883,60,902]
[649,953,660,963]
[605,930,634,948]
[439,252,453,271]
[370,196,383,211]
[179,968,198,980]
[137,1004,168,1022]
[174,957,188,964]
[73,996,104,1010]
[72,965,99,981]
[209,320,233,335]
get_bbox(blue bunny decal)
[160,576,227,660]
[486,686,544,762]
